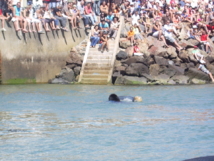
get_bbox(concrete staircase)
[78,17,124,84]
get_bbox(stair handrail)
[78,27,94,83]
[107,16,124,83]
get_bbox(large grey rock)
[125,46,134,57]
[119,39,131,49]
[59,67,76,82]
[49,78,69,84]
[73,66,81,76]
[147,36,165,51]
[149,64,166,76]
[178,50,190,63]
[171,75,190,84]
[114,76,148,85]
[191,78,206,84]
[168,65,185,75]
[138,41,149,54]
[157,51,169,59]
[66,51,83,66]
[206,55,214,64]
[185,68,210,81]
[154,56,169,66]
[188,54,198,65]
[167,79,176,85]
[116,51,128,60]
[179,39,200,48]
[125,63,149,76]
[167,47,178,59]
[207,64,214,74]
[114,66,126,75]
[153,74,170,84]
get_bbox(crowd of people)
[1,0,214,80]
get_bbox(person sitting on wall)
[53,5,68,31]
[12,2,28,32]
[108,94,142,102]
[84,2,97,26]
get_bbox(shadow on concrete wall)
[1,21,86,46]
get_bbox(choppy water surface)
[0,84,214,161]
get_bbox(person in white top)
[23,5,44,33]
[109,16,119,39]
[132,11,140,25]
[163,20,183,50]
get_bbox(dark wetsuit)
[108,94,134,102]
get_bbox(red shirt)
[84,6,92,14]
[201,34,208,41]
[134,46,139,53]
[206,25,214,30]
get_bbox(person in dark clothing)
[53,7,68,31]
[108,94,142,102]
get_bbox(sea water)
[0,84,214,161]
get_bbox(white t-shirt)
[164,24,173,37]
[132,14,140,25]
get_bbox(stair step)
[82,74,109,79]
[83,70,110,74]
[86,59,111,63]
[85,63,112,67]
[87,55,112,59]
[88,53,113,56]
[84,67,111,70]
[80,78,108,84]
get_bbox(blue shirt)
[179,1,185,7]
[106,15,114,21]
[14,6,21,16]
[99,22,109,29]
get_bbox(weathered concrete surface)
[0,21,86,84]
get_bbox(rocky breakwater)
[113,29,214,85]
[48,40,86,84]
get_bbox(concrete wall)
[0,22,86,84]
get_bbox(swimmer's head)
[134,96,142,102]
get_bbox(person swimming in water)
[108,94,142,102]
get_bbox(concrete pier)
[0,22,86,84]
